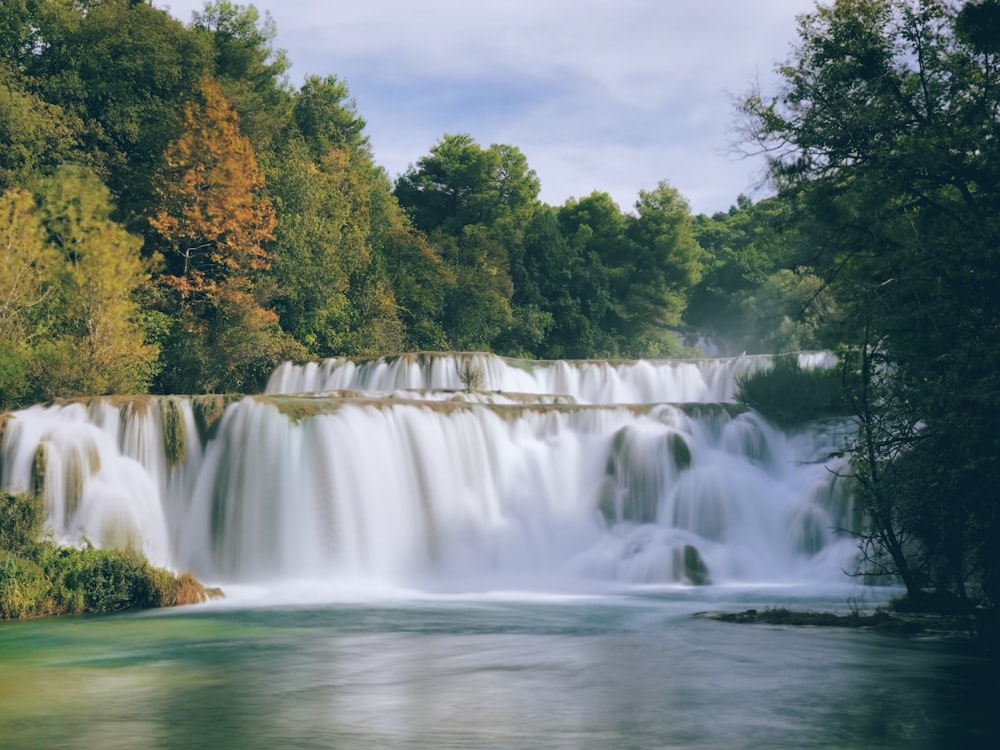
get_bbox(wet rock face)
[675,544,711,585]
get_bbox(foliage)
[0,65,82,190]
[0,187,58,399]
[150,77,276,299]
[0,167,158,405]
[149,76,301,392]
[13,0,214,223]
[735,355,847,427]
[0,491,208,619]
[395,133,540,237]
[743,0,1000,607]
[0,0,719,391]
[689,194,838,353]
[191,0,293,155]
[0,491,43,557]
[37,165,159,396]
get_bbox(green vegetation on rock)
[735,355,847,427]
[0,491,211,620]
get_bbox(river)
[1,586,996,749]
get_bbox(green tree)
[0,187,60,407]
[271,143,404,357]
[624,182,703,354]
[368,177,452,352]
[190,0,293,157]
[269,71,411,358]
[688,194,836,353]
[35,166,159,397]
[394,133,540,237]
[21,0,213,223]
[0,66,83,190]
[743,0,1000,606]
[395,135,541,351]
[293,75,368,159]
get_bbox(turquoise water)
[1,587,996,749]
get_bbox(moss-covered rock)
[1,491,218,619]
[191,394,234,444]
[161,396,186,465]
[674,544,711,585]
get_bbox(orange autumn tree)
[150,77,299,393]
[150,77,276,301]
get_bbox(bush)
[0,552,52,619]
[1,491,210,619]
[736,355,847,427]
[0,492,44,556]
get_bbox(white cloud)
[159,0,817,214]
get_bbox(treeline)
[2,0,820,408]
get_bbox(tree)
[557,192,626,350]
[293,75,368,159]
[394,135,541,351]
[271,145,405,357]
[149,76,298,393]
[688,194,836,353]
[20,0,213,222]
[0,187,59,408]
[190,0,293,157]
[0,189,56,344]
[150,77,276,300]
[554,189,700,358]
[394,134,540,237]
[35,166,159,397]
[624,182,703,352]
[0,66,82,191]
[743,0,1000,607]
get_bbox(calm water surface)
[0,587,996,749]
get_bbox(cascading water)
[265,351,837,403]
[0,352,858,591]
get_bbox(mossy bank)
[1,491,216,620]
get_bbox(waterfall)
[0,353,857,589]
[265,351,834,403]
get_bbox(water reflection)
[1,595,996,749]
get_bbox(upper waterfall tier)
[266,351,838,404]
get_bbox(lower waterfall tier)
[0,392,859,589]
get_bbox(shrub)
[736,355,847,427]
[0,492,44,556]
[0,552,52,619]
[1,491,211,618]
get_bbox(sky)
[157,0,819,216]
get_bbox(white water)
[266,351,838,403]
[0,352,857,591]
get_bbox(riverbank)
[1,491,217,620]
[694,606,998,645]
